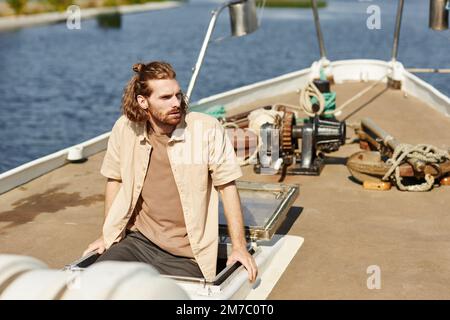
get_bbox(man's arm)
[218,181,258,283]
[104,178,122,219]
[82,178,121,256]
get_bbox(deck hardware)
[67,145,85,162]
[429,0,449,30]
[186,0,259,101]
[253,114,345,176]
[348,118,450,191]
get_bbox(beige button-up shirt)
[100,111,242,281]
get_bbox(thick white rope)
[298,81,325,117]
[279,73,388,118]
[382,143,450,191]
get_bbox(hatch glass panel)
[219,181,299,241]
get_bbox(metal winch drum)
[254,112,346,176]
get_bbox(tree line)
[5,0,166,15]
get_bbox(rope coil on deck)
[382,144,450,191]
[296,74,388,118]
[299,81,326,117]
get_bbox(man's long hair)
[121,61,187,122]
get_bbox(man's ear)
[136,95,149,110]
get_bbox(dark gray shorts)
[95,230,203,278]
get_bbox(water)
[0,0,449,173]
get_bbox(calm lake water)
[0,0,449,173]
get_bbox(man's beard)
[148,107,184,127]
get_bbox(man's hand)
[81,178,121,257]
[218,181,259,283]
[82,236,106,257]
[227,246,258,283]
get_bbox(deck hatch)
[218,181,299,241]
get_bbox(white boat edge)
[0,58,449,195]
[0,234,304,299]
[245,235,304,300]
[173,234,304,300]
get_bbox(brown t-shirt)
[133,131,194,258]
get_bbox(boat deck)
[1,81,449,299]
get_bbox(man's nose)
[172,96,181,108]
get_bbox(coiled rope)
[298,73,388,118]
[298,81,326,117]
[382,144,450,191]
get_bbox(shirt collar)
[138,113,186,143]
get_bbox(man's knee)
[95,241,136,263]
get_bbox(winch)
[252,110,346,176]
[224,107,346,177]
[223,79,347,177]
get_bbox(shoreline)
[0,1,182,32]
[265,0,327,8]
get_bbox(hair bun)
[132,63,144,73]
